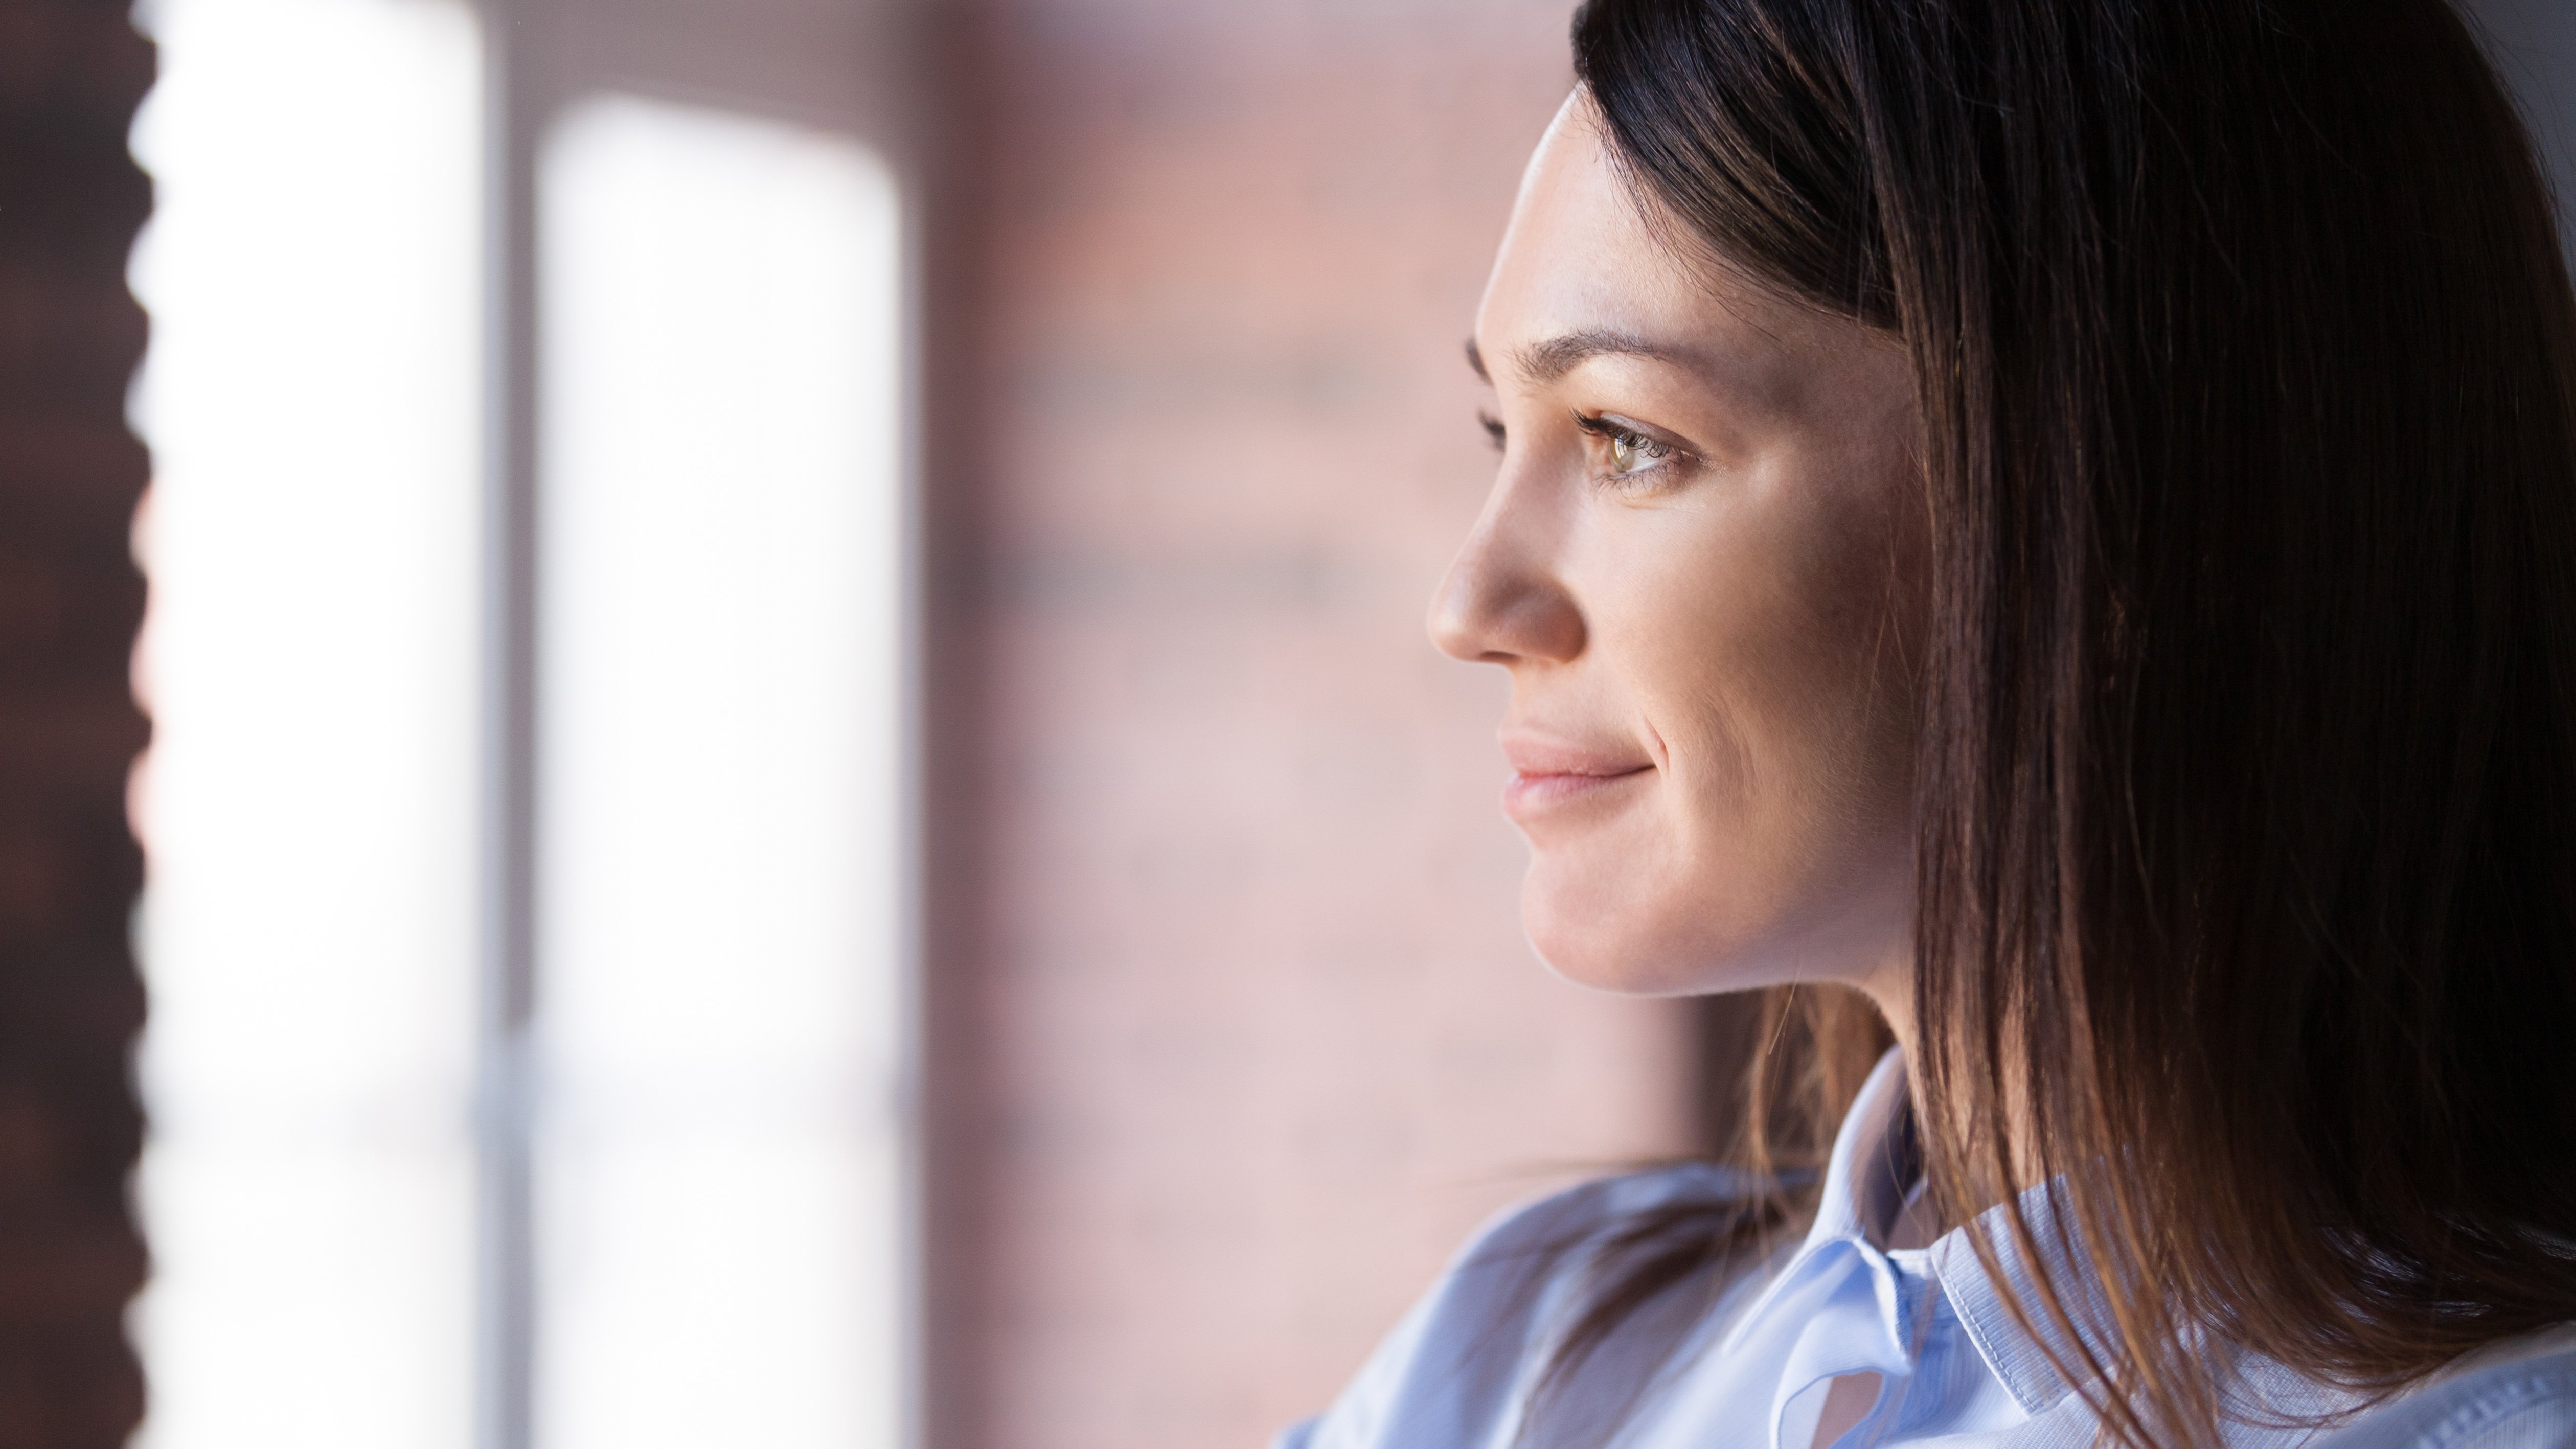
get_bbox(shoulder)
[1281,1163,1774,1449]
[1433,1161,1763,1298]
[2307,1328,2576,1448]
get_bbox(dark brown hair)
[1551,0,2576,1443]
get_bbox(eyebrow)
[1465,329,1713,387]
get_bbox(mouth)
[1498,732,1655,822]
[1502,765,1654,818]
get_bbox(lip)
[1499,732,1655,821]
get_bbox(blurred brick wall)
[0,2,153,1444]
[922,4,1700,1447]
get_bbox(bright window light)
[536,95,908,1449]
[125,1,485,1446]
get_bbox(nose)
[1426,482,1586,665]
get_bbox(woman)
[1282,0,2576,1445]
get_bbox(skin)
[1429,93,1929,1042]
[1434,93,1938,1448]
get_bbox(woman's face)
[1432,95,1926,999]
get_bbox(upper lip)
[1499,731,1654,779]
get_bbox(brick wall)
[0,2,153,1444]
[922,5,1701,1446]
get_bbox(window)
[127,6,913,1446]
[535,95,909,1449]
[128,1,483,1440]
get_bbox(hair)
[1541,0,2576,1444]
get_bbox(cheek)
[1524,465,1921,994]
[1638,482,1913,836]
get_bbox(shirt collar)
[1804,1048,2123,1418]
[1710,1049,1941,1449]
[1797,1047,1922,1258]
[1716,1048,1932,1371]
[1866,1065,2128,1418]
[1927,1179,2115,1415]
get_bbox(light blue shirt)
[1279,1051,2576,1448]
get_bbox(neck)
[1845,956,2048,1222]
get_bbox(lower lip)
[1503,768,1652,819]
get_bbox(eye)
[1478,411,1506,452]
[1607,429,1648,474]
[1573,412,1685,487]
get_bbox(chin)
[1519,857,1750,998]
[1519,842,1893,1000]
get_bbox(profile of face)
[1431,94,1927,1001]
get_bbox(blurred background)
[0,0,2567,1446]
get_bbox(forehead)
[1475,94,1815,389]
